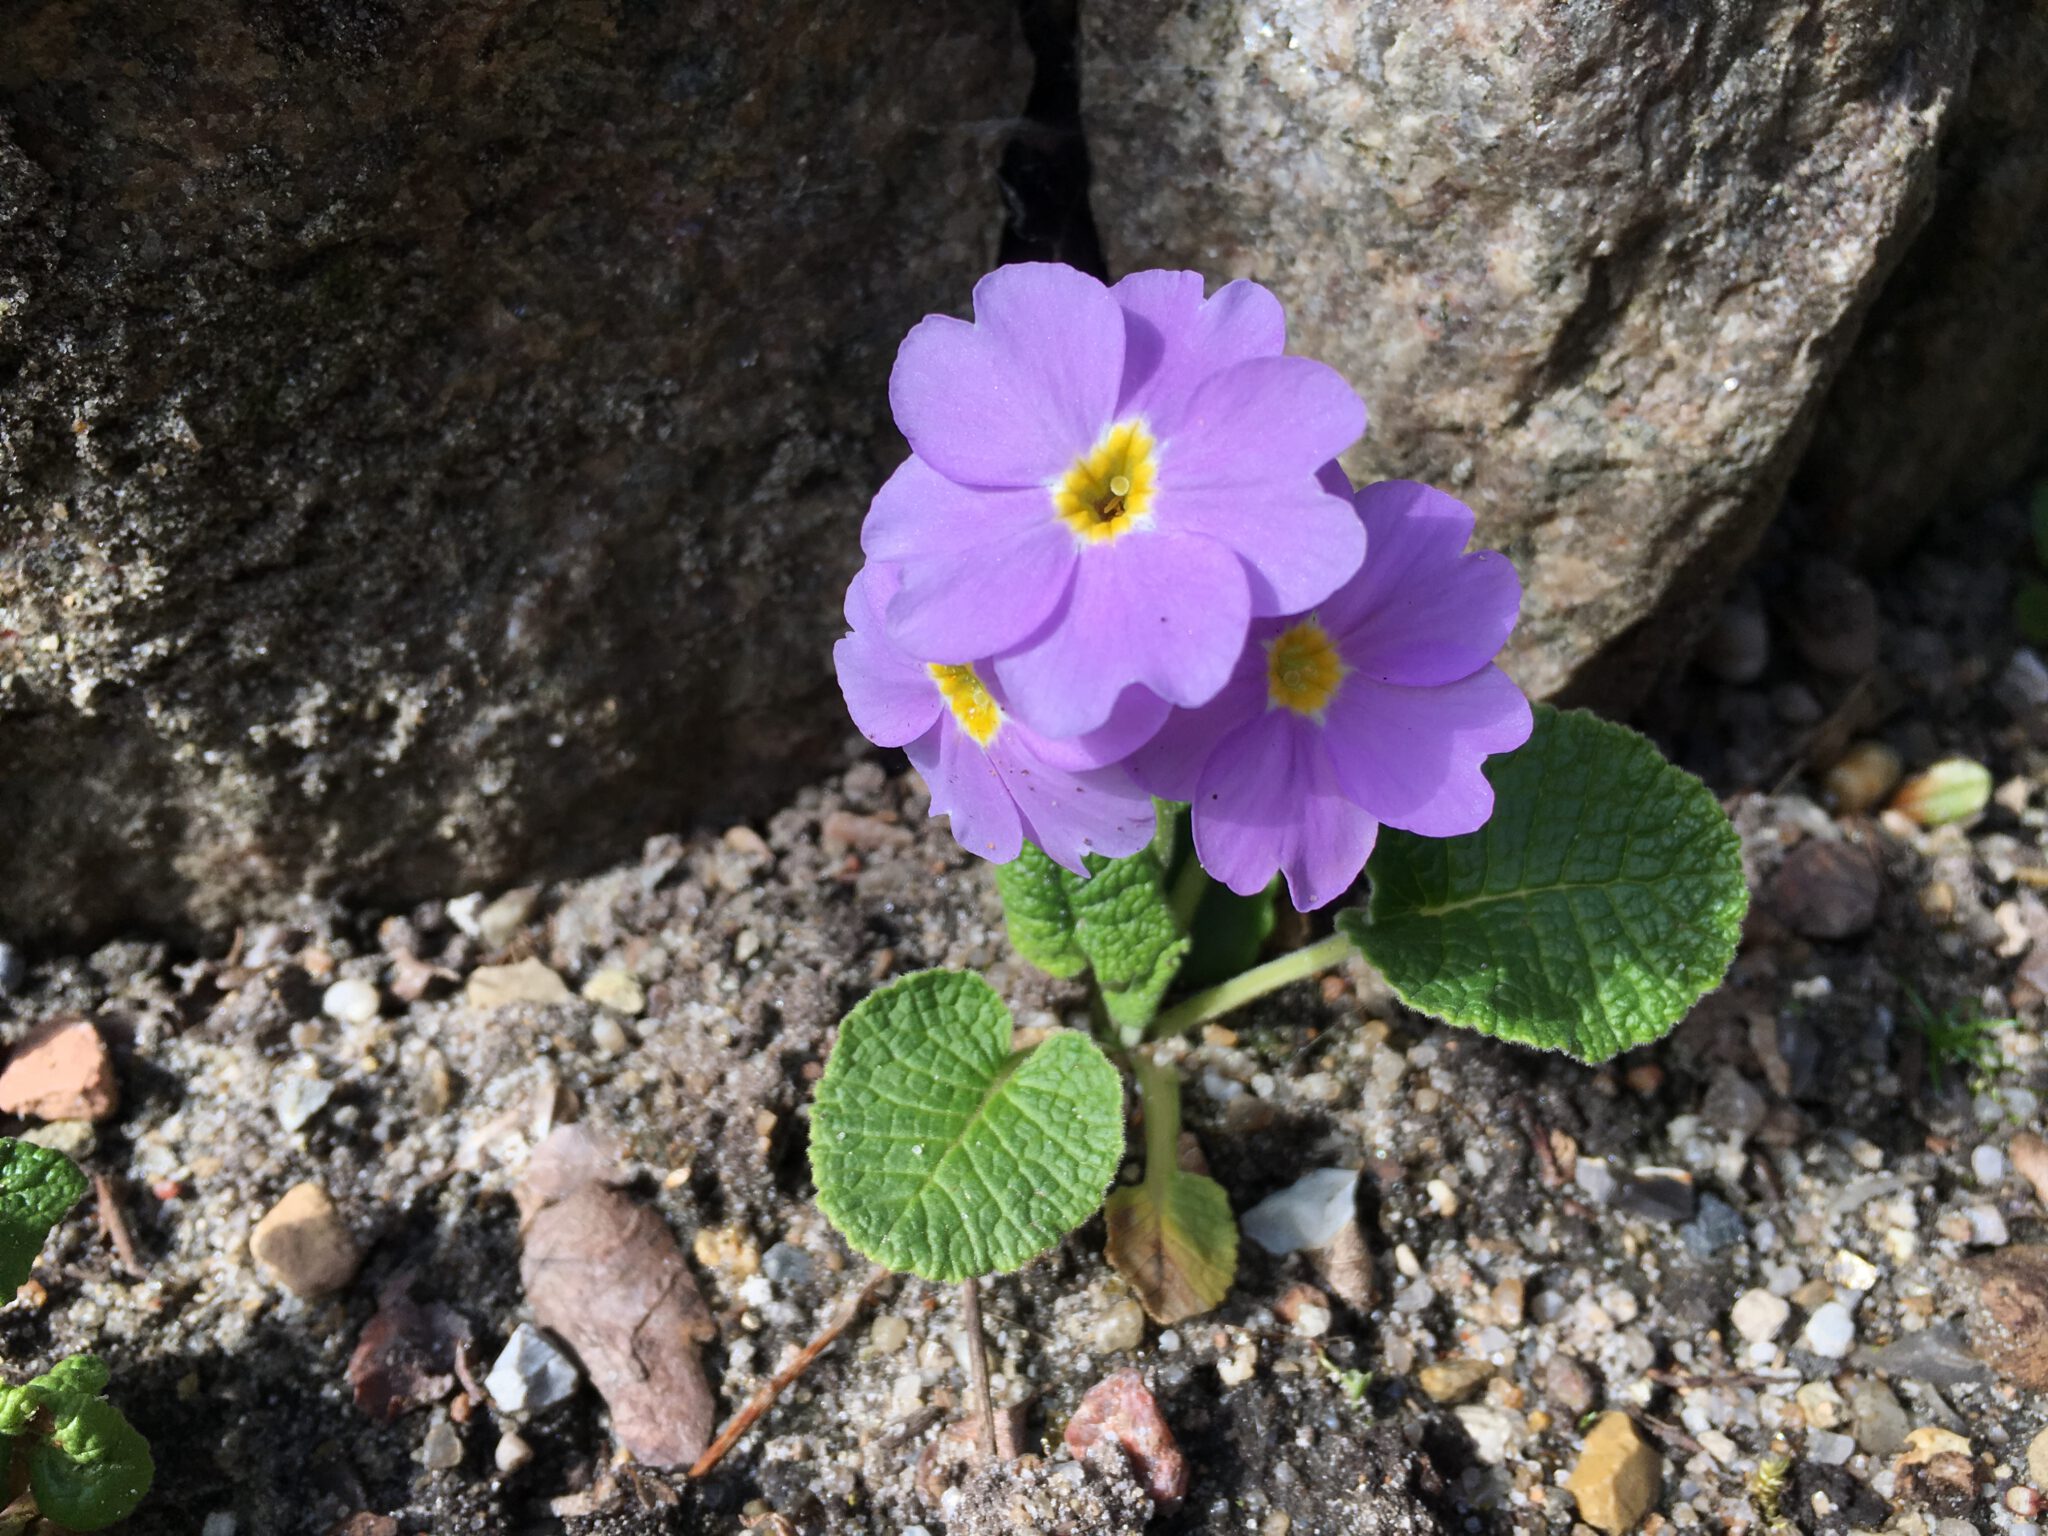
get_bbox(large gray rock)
[0,2,1019,938]
[1800,6,2048,561]
[1083,1,1981,700]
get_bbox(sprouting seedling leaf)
[810,970,1125,1283]
[1338,706,1747,1064]
[1104,1054,1236,1325]
[0,1139,88,1295]
[998,834,1190,1039]
[0,1356,152,1531]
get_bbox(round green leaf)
[810,970,1124,1282]
[27,1392,153,1531]
[0,1139,87,1296]
[1339,706,1747,1063]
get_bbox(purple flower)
[833,565,1163,872]
[865,263,1367,739]
[1131,477,1533,911]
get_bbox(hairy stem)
[1132,1048,1182,1186]
[960,1276,1013,1460]
[1149,931,1354,1038]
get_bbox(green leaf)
[995,845,1088,978]
[1181,878,1278,990]
[810,970,1125,1282]
[1103,1055,1235,1324]
[0,1140,87,1296]
[996,830,1191,1037]
[1339,706,1747,1063]
[27,1392,153,1531]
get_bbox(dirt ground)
[7,494,2048,1536]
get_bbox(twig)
[688,1264,890,1480]
[960,1276,1016,1461]
[92,1173,143,1277]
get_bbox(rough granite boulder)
[1082,1,1984,699]
[0,2,1020,939]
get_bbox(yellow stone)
[1416,1357,1492,1405]
[465,958,572,1010]
[580,967,646,1015]
[1566,1412,1661,1535]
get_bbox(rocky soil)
[2,495,2048,1536]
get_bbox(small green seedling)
[1904,989,2008,1093]
[0,1141,152,1532]
[807,707,1747,1438]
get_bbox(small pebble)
[1731,1288,1790,1345]
[321,977,381,1025]
[250,1183,360,1298]
[273,1075,334,1133]
[590,1016,629,1056]
[1574,1159,1618,1205]
[0,941,24,997]
[1217,1342,1258,1387]
[870,1315,910,1354]
[760,1241,813,1287]
[495,1430,533,1475]
[1975,1144,2009,1185]
[1965,1206,2010,1247]
[421,1419,463,1471]
[580,968,646,1015]
[201,1516,236,1536]
[1803,1301,1856,1359]
[1807,1428,1855,1466]
[485,1324,581,1414]
[1240,1168,1357,1254]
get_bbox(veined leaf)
[0,1140,87,1295]
[0,1356,151,1531]
[1339,706,1746,1063]
[810,970,1124,1282]
[995,845,1087,978]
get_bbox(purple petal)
[1322,481,1523,685]
[910,721,1024,865]
[1321,664,1534,837]
[1161,356,1366,487]
[990,532,1252,738]
[1168,478,1366,616]
[991,733,1157,873]
[1018,682,1174,773]
[1125,663,1267,802]
[834,631,942,749]
[861,454,1050,562]
[886,525,1079,664]
[888,263,1123,488]
[1190,714,1379,908]
[1113,271,1286,430]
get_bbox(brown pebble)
[1064,1368,1187,1507]
[2011,1132,2048,1210]
[1566,1412,1662,1534]
[1768,838,1881,940]
[1962,1245,2048,1389]
[1417,1358,1491,1405]
[0,1016,119,1123]
[1822,741,1903,816]
[251,1182,361,1298]
[1544,1353,1599,1416]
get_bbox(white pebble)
[1974,1144,2008,1185]
[1573,1158,1617,1205]
[321,977,380,1025]
[485,1323,581,1414]
[1965,1205,2011,1247]
[1241,1168,1358,1254]
[1808,1429,1855,1466]
[494,1430,533,1474]
[1802,1302,1855,1359]
[1217,1342,1258,1386]
[590,1016,629,1056]
[1731,1288,1791,1345]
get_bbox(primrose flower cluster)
[834,263,1533,909]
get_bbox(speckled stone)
[0,1,1023,939]
[1084,1,1983,701]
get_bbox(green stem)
[1148,931,1354,1038]
[1167,853,1210,933]
[1132,1049,1182,1186]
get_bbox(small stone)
[1064,1369,1187,1506]
[1995,648,2048,726]
[1796,1381,1845,1429]
[1844,1379,1909,1457]
[485,1324,581,1415]
[1823,741,1905,816]
[1574,1159,1618,1205]
[760,1242,813,1288]
[1240,1167,1357,1254]
[1566,1412,1662,1536]
[1453,1404,1525,1466]
[589,1016,629,1057]
[1965,1205,2010,1247]
[273,1074,334,1133]
[321,977,381,1025]
[250,1182,361,1298]
[1807,1429,1855,1466]
[0,942,23,998]
[1217,1341,1258,1387]
[495,1430,533,1475]
[1544,1354,1599,1417]
[1088,1296,1146,1355]
[1802,1302,1856,1359]
[1962,1245,2048,1388]
[476,886,540,950]
[1701,1067,1767,1141]
[869,1314,910,1355]
[1829,1249,1880,1292]
[1974,1144,2009,1185]
[18,1120,94,1160]
[1894,1427,1981,1517]
[1861,1323,1994,1387]
[1616,1168,1695,1224]
[465,958,572,1010]
[0,1016,119,1123]
[2018,1132,2048,1209]
[732,929,761,963]
[421,1419,462,1471]
[2027,1426,2048,1489]
[201,1515,235,1536]
[1769,838,1881,941]
[1679,1195,1746,1256]
[1731,1289,1791,1345]
[1275,1283,1332,1337]
[1418,1358,1492,1405]
[580,968,645,1015]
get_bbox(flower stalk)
[1149,931,1354,1038]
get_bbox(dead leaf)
[347,1274,473,1423]
[517,1125,717,1466]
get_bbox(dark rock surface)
[0,1,1020,939]
[1080,1,1987,701]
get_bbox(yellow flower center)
[929,662,1002,746]
[1053,420,1158,543]
[1267,620,1348,717]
